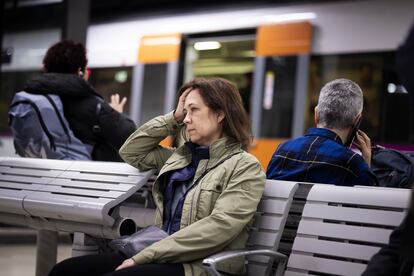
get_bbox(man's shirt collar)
[305,127,344,145]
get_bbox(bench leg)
[72,232,99,257]
[36,229,58,276]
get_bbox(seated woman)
[49,77,265,276]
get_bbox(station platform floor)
[0,243,71,276]
[0,227,72,276]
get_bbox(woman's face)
[183,89,224,146]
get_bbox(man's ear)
[353,113,362,125]
[314,106,319,126]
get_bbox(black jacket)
[24,73,136,161]
[362,214,414,276]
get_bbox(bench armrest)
[202,249,287,276]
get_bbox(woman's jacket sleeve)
[119,112,181,173]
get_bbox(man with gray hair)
[266,78,377,186]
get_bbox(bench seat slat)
[0,167,63,177]
[59,171,144,184]
[0,175,54,184]
[67,161,140,174]
[47,179,134,191]
[0,159,72,170]
[36,185,124,198]
[23,193,111,224]
[0,189,32,215]
[0,182,43,191]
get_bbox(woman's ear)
[217,111,225,123]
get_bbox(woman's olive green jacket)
[119,112,265,276]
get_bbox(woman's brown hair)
[178,77,252,148]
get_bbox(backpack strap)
[44,95,72,143]
[9,99,56,151]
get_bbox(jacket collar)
[158,136,242,176]
[186,142,210,168]
[305,127,344,145]
[205,136,242,169]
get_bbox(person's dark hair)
[178,77,252,148]
[43,40,87,74]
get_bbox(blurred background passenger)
[49,77,265,276]
[267,78,378,186]
[23,39,136,161]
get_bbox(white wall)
[0,137,18,157]
[2,29,60,71]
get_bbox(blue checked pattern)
[266,128,378,186]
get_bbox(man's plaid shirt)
[266,128,378,186]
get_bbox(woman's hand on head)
[109,93,128,113]
[174,88,192,123]
[115,258,136,271]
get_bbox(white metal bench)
[203,180,299,276]
[0,157,154,236]
[284,184,411,276]
[0,157,154,276]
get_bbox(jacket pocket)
[195,181,224,219]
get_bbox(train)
[1,0,414,168]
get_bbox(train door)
[250,22,312,169]
[129,34,182,146]
[182,23,312,169]
[183,32,256,114]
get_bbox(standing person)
[49,77,265,276]
[267,78,378,186]
[23,39,136,161]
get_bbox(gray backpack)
[8,91,92,160]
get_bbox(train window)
[0,70,42,134]
[88,66,133,115]
[306,52,412,145]
[184,37,255,113]
[260,56,297,138]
